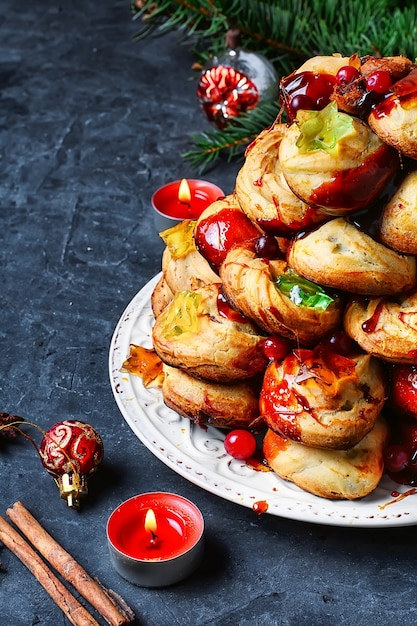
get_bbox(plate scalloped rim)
[109,274,417,528]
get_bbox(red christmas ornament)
[197,29,278,129]
[39,420,104,509]
[198,65,259,128]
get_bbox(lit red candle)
[152,178,225,231]
[107,492,204,587]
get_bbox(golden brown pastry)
[151,275,174,318]
[279,104,399,215]
[152,283,268,382]
[368,69,417,160]
[263,416,389,500]
[235,122,328,235]
[288,217,416,295]
[220,239,343,346]
[344,291,417,364]
[379,170,417,254]
[161,364,260,430]
[260,347,386,449]
[161,237,219,294]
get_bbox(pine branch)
[131,0,417,71]
[182,101,281,172]
[132,0,417,169]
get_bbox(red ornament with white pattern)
[197,29,278,129]
[39,419,104,509]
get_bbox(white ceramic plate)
[109,275,417,527]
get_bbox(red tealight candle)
[152,178,225,231]
[107,492,204,587]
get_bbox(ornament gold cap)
[58,472,88,509]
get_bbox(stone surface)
[1,2,417,625]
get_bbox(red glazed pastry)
[279,103,399,215]
[368,69,417,160]
[260,346,386,449]
[194,194,260,272]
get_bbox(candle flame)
[178,178,191,203]
[144,508,157,535]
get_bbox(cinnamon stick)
[0,515,99,626]
[7,501,135,626]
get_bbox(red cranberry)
[391,364,417,419]
[254,234,280,259]
[224,430,257,460]
[336,65,360,85]
[384,444,409,474]
[305,74,335,107]
[365,70,392,94]
[289,94,315,116]
[262,336,291,361]
[320,330,354,357]
[385,416,417,485]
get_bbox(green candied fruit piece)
[295,102,354,154]
[159,220,196,259]
[275,269,334,311]
[162,290,203,338]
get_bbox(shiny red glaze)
[372,92,417,119]
[260,347,357,441]
[195,207,259,270]
[260,359,303,441]
[392,68,417,97]
[309,144,399,211]
[152,179,224,220]
[216,289,248,323]
[256,205,326,236]
[252,500,269,515]
[107,493,203,561]
[279,71,336,121]
[397,419,417,451]
[361,299,387,333]
[289,94,314,117]
[371,94,398,119]
[371,69,417,120]
[295,346,357,377]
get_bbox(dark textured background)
[1,2,417,625]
